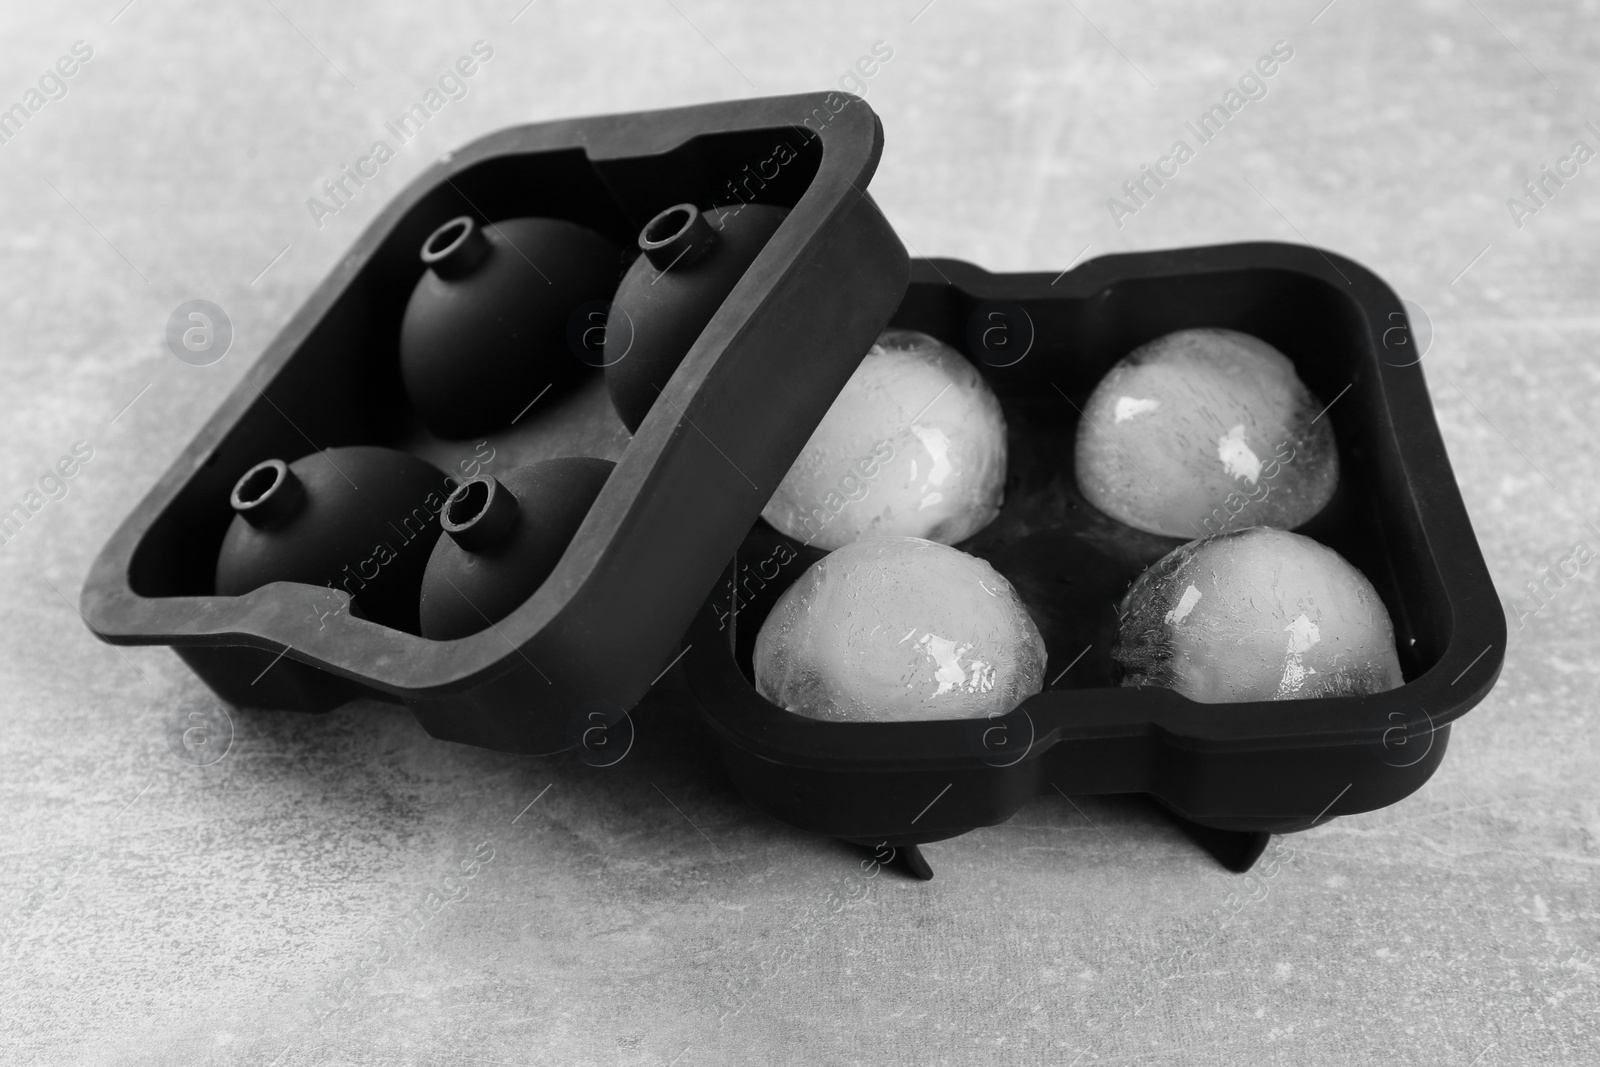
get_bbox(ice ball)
[1113,526,1403,703]
[753,536,1046,722]
[1075,328,1338,539]
[762,328,1007,550]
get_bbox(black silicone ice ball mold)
[79,92,1503,879]
[683,249,1505,876]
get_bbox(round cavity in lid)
[446,479,490,528]
[422,216,475,263]
[644,206,695,246]
[233,463,283,506]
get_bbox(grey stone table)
[1,2,1594,1064]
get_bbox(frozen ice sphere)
[752,536,1047,722]
[762,328,1007,550]
[1113,526,1403,703]
[1074,328,1338,539]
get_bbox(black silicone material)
[683,252,1504,846]
[77,96,1504,867]
[79,92,910,750]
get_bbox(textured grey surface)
[2,1,1597,1064]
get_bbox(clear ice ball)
[1075,328,1338,539]
[753,536,1047,722]
[1113,526,1403,703]
[762,328,1007,550]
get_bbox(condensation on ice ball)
[762,328,1007,550]
[1074,328,1338,539]
[752,536,1046,722]
[1112,526,1403,704]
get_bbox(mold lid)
[79,91,911,753]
